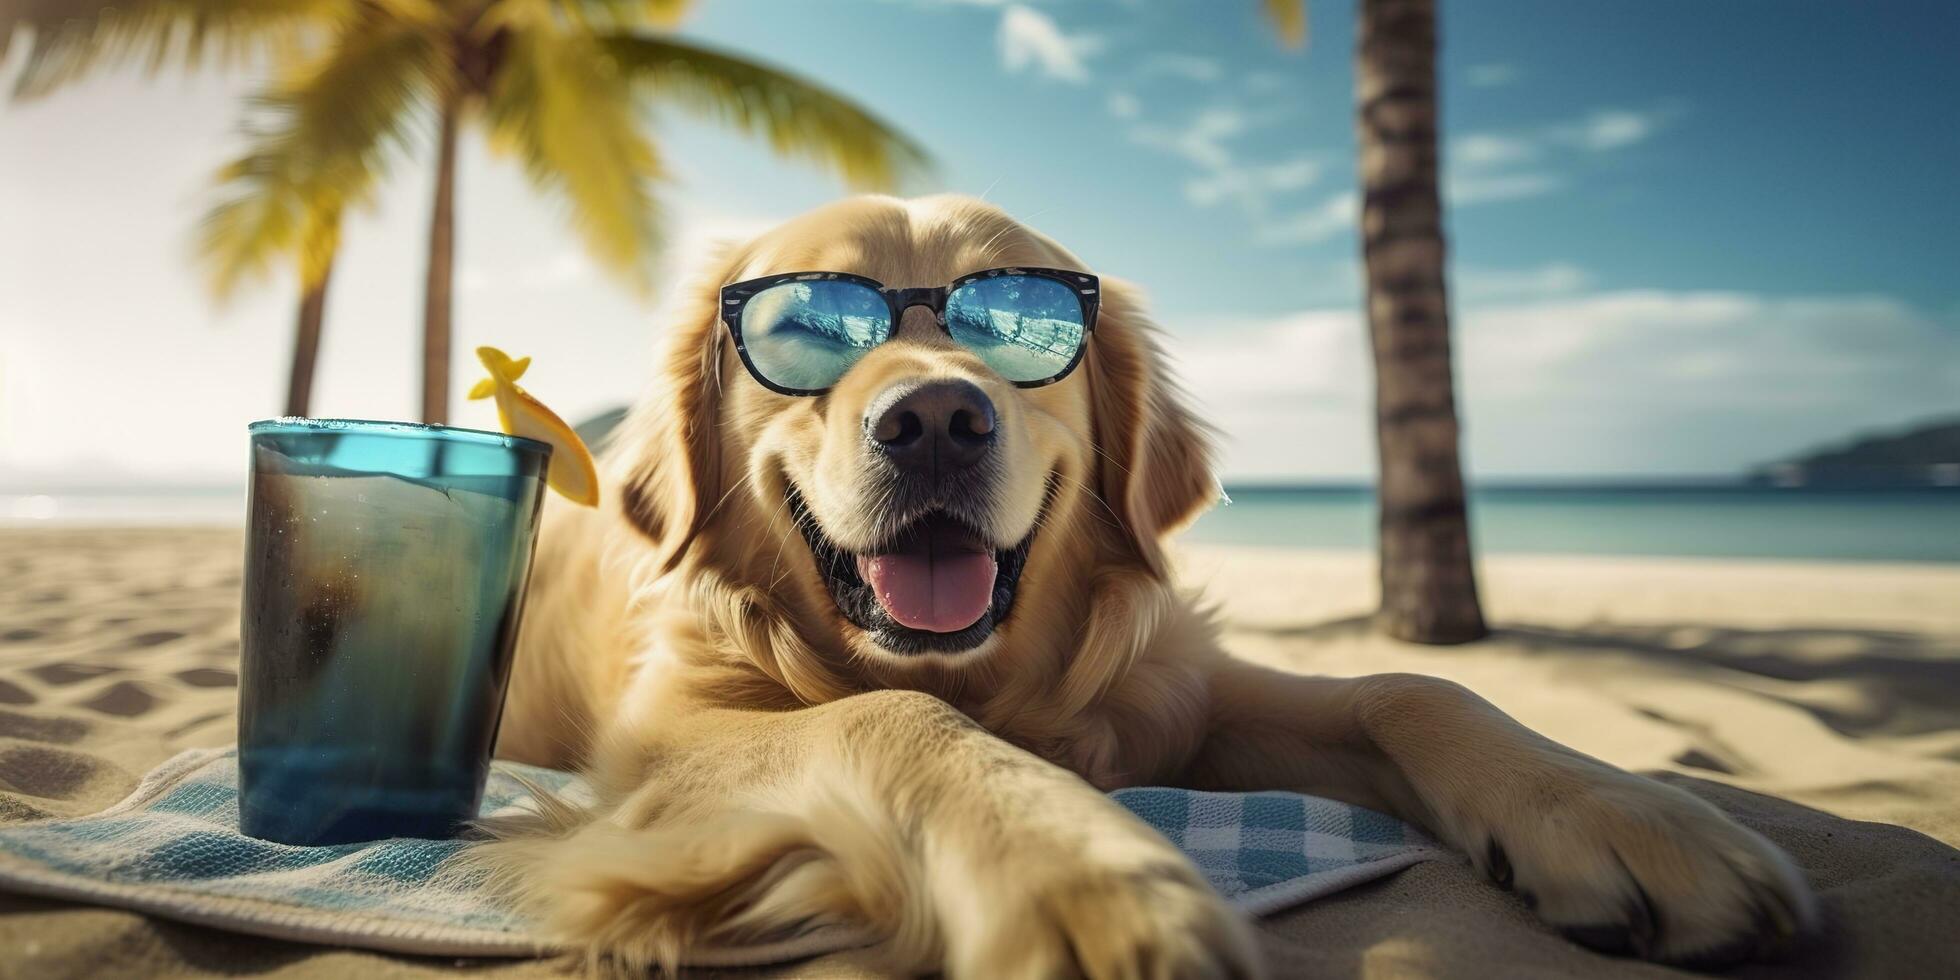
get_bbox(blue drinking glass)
[238,418,551,845]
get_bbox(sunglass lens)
[740,280,892,391]
[945,275,1087,384]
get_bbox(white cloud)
[1184,155,1320,208]
[1459,292,1959,467]
[1424,106,1672,214]
[1261,158,1322,191]
[1466,63,1519,88]
[1569,109,1660,151]
[1136,92,1669,242]
[1446,127,1560,205]
[1132,106,1325,229]
[1138,53,1224,83]
[1446,170,1564,205]
[998,6,1098,83]
[1256,190,1357,246]
[1251,171,1562,242]
[1126,94,1300,165]
[1174,309,1374,479]
[1171,289,1960,479]
[1130,105,1246,170]
[1454,262,1591,301]
[1244,71,1291,94]
[1246,167,1568,242]
[1453,133,1536,168]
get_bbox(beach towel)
[0,747,1444,966]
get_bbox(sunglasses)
[719,267,1100,396]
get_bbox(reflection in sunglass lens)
[945,275,1087,384]
[740,280,892,392]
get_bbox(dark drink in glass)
[238,418,550,845]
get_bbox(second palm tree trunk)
[422,95,461,425]
[285,256,334,417]
[1356,0,1488,643]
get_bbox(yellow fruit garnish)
[469,346,601,507]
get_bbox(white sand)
[3,529,1957,978]
[1179,546,1960,846]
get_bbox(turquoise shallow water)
[1184,487,1960,563]
[6,486,1958,563]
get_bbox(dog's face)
[622,196,1216,674]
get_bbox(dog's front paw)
[1467,768,1816,966]
[951,854,1261,980]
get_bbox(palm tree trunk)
[284,255,334,417]
[421,93,461,424]
[1356,0,1487,643]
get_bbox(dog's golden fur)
[481,195,1815,977]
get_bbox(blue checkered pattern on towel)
[1111,787,1438,912]
[0,748,1442,959]
[0,748,575,944]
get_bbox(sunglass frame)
[718,267,1101,396]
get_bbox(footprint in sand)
[1672,748,1739,775]
[0,746,99,800]
[0,711,88,744]
[172,668,237,688]
[26,663,126,687]
[78,681,158,718]
[91,629,192,659]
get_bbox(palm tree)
[2,1,927,422]
[1264,0,1487,643]
[4,0,340,413]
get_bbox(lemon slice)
[469,346,601,507]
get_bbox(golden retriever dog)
[481,195,1815,977]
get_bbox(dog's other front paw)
[1467,769,1817,966]
[949,855,1261,980]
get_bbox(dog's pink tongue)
[859,549,997,633]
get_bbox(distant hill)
[1749,417,1960,488]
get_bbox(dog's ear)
[1086,278,1220,576]
[613,247,744,571]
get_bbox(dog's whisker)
[762,479,801,589]
[1054,471,1125,534]
[975,222,1021,266]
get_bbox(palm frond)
[198,20,434,295]
[596,32,929,192]
[480,2,691,49]
[553,0,692,29]
[2,0,347,99]
[1262,0,1308,49]
[485,25,665,290]
[637,0,691,27]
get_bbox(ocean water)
[6,485,1958,563]
[1185,486,1960,563]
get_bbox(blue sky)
[2,0,1956,485]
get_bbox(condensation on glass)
[237,418,550,845]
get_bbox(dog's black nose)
[867,380,996,476]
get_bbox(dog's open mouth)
[856,517,998,633]
[787,487,1035,655]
